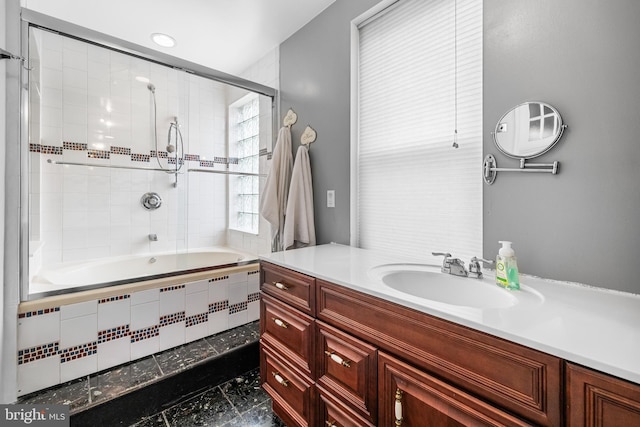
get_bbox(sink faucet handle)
[469,256,494,278]
[431,252,452,259]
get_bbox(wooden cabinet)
[316,321,377,424]
[378,352,532,426]
[260,262,640,427]
[566,363,640,426]
[317,279,561,426]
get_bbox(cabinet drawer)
[261,262,315,315]
[317,279,562,426]
[261,342,315,427]
[566,362,640,426]
[379,352,532,426]
[261,293,314,377]
[317,386,376,427]
[316,321,377,424]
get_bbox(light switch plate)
[327,190,335,208]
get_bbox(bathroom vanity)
[259,244,640,426]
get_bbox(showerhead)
[147,83,156,93]
[166,144,176,153]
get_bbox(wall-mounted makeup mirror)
[494,101,565,159]
[483,101,567,185]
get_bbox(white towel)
[283,146,316,250]
[260,127,293,248]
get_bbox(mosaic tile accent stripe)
[259,148,268,157]
[151,150,168,159]
[167,157,184,166]
[18,342,59,365]
[214,157,228,164]
[209,300,229,314]
[228,157,239,165]
[18,307,60,319]
[98,295,130,304]
[185,313,208,328]
[110,146,132,155]
[160,311,186,327]
[248,292,260,303]
[63,141,88,151]
[199,160,216,168]
[98,325,131,344]
[131,153,150,162]
[30,144,64,155]
[87,149,110,159]
[267,152,272,160]
[160,284,186,293]
[130,325,160,343]
[184,154,200,161]
[59,342,97,363]
[248,269,260,276]
[209,276,229,283]
[229,301,248,315]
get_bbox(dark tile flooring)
[18,321,286,426]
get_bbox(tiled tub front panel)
[17,267,261,396]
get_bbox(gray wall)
[279,0,380,245]
[483,0,640,293]
[281,0,640,293]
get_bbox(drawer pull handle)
[324,350,351,368]
[325,421,336,427]
[272,371,289,387]
[272,317,288,328]
[395,388,403,426]
[273,281,289,291]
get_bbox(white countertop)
[261,243,640,385]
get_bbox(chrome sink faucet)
[468,257,494,279]
[432,252,468,277]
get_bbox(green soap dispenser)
[496,241,520,290]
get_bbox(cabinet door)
[261,342,315,427]
[566,363,640,426]
[261,262,315,315]
[261,293,315,377]
[378,352,532,427]
[318,386,376,427]
[317,321,377,424]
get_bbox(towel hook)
[301,125,316,150]
[283,108,297,129]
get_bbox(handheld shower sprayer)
[147,83,156,93]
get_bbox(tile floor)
[131,368,285,427]
[18,321,286,426]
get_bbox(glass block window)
[229,94,259,234]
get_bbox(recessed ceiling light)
[151,33,176,48]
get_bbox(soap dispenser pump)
[496,241,520,290]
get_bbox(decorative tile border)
[130,325,160,343]
[248,292,260,303]
[185,313,208,328]
[209,276,229,283]
[248,269,260,276]
[229,301,248,315]
[98,325,131,344]
[30,141,252,168]
[18,307,60,319]
[110,146,131,155]
[160,284,186,293]
[209,300,229,314]
[18,342,59,365]
[59,342,97,363]
[98,295,130,304]
[63,142,87,151]
[87,149,110,159]
[160,311,186,327]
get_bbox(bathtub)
[29,247,258,297]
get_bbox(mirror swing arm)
[483,101,567,185]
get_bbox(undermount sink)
[369,263,521,309]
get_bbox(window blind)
[356,0,482,262]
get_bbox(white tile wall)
[17,267,260,396]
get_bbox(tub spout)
[149,234,158,241]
